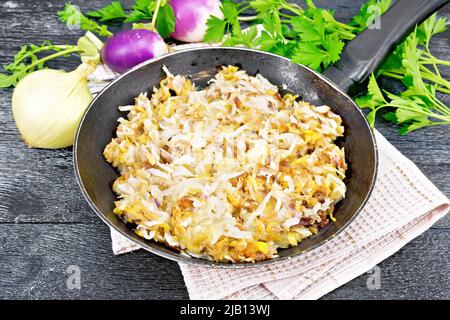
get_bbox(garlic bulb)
[12,62,95,149]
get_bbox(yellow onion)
[12,61,95,149]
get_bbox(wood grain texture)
[0,0,448,299]
[0,223,188,299]
[0,223,447,299]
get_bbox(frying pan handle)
[323,0,449,94]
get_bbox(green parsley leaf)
[222,0,239,20]
[383,112,397,123]
[292,43,327,71]
[0,73,16,88]
[291,33,344,71]
[156,4,175,38]
[125,0,156,23]
[322,34,344,66]
[358,45,450,134]
[205,0,241,44]
[355,74,389,127]
[58,3,112,37]
[249,0,283,14]
[417,13,447,45]
[250,0,283,37]
[367,73,386,103]
[229,25,260,47]
[0,40,81,88]
[205,16,228,43]
[290,16,321,42]
[365,110,378,127]
[350,0,392,33]
[3,42,70,76]
[87,1,127,22]
[256,31,281,51]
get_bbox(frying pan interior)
[75,48,377,267]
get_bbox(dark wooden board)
[0,0,449,299]
[0,223,447,299]
[0,223,188,299]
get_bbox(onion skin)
[12,63,94,149]
[102,29,168,73]
[170,0,223,42]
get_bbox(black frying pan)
[74,0,449,267]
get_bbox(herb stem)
[281,2,356,37]
[425,43,442,79]
[421,57,450,67]
[373,104,392,113]
[432,58,450,67]
[419,66,450,89]
[15,47,81,79]
[281,2,303,16]
[436,86,450,95]
[101,28,113,38]
[238,15,258,22]
[380,69,450,95]
[237,5,252,14]
[432,121,450,125]
[425,89,450,116]
[421,82,450,116]
[388,104,449,121]
[7,45,76,71]
[151,0,163,29]
[287,2,304,10]
[337,30,356,40]
[336,21,357,32]
[379,71,403,80]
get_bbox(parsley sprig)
[86,1,128,22]
[0,43,80,88]
[356,14,450,134]
[0,32,103,88]
[87,0,155,23]
[58,3,113,37]
[206,0,450,134]
[83,0,176,38]
[350,0,391,33]
[379,13,450,95]
[205,0,390,72]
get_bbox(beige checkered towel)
[109,130,449,299]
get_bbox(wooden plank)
[323,228,450,300]
[0,223,189,299]
[0,223,447,299]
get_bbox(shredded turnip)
[104,66,347,263]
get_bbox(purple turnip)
[102,29,168,73]
[170,0,223,42]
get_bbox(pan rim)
[74,46,378,268]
